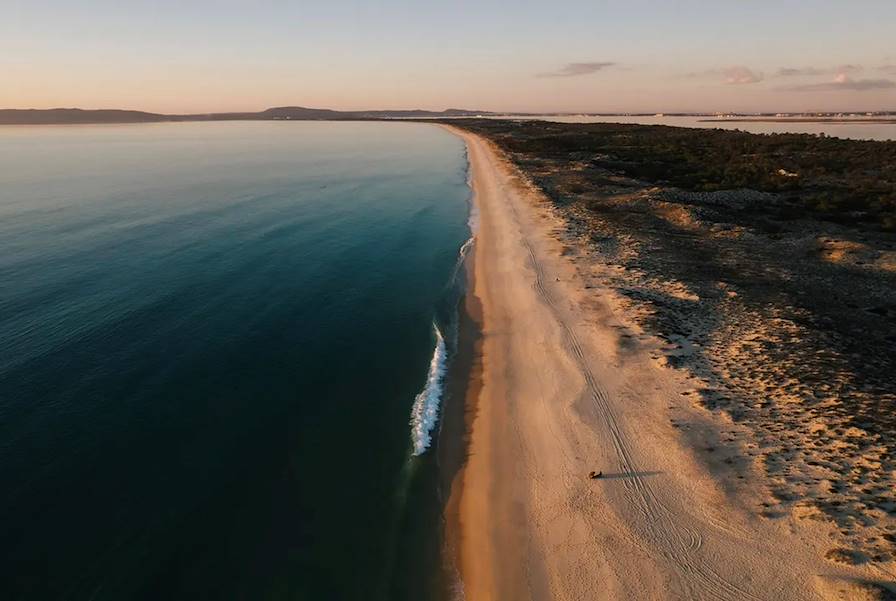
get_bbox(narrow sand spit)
[440,125,894,600]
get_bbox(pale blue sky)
[3,0,895,112]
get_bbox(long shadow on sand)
[594,471,663,480]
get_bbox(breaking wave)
[410,324,448,456]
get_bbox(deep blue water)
[0,121,471,600]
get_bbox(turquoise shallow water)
[0,121,470,600]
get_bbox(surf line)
[409,229,475,456]
[410,323,448,456]
[409,147,478,456]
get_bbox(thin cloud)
[682,66,763,84]
[778,73,895,92]
[879,65,896,75]
[777,67,826,77]
[835,64,863,74]
[722,66,763,85]
[776,64,862,77]
[538,62,615,78]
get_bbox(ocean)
[0,121,472,600]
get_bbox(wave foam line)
[410,324,448,456]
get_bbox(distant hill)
[0,106,494,125]
[0,108,171,124]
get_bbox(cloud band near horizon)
[538,62,615,78]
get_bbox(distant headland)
[0,106,496,125]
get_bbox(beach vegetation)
[455,120,896,230]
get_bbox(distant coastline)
[3,106,895,125]
[701,117,896,124]
[0,106,496,125]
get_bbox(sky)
[2,0,895,113]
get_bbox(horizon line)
[3,105,896,116]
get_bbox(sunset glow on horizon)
[3,0,895,114]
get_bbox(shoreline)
[436,243,482,601]
[438,124,893,600]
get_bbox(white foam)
[463,147,479,234]
[457,235,474,262]
[466,201,480,233]
[410,323,448,456]
[448,232,475,307]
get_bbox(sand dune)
[441,125,894,600]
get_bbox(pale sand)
[440,125,894,600]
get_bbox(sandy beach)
[441,125,894,600]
